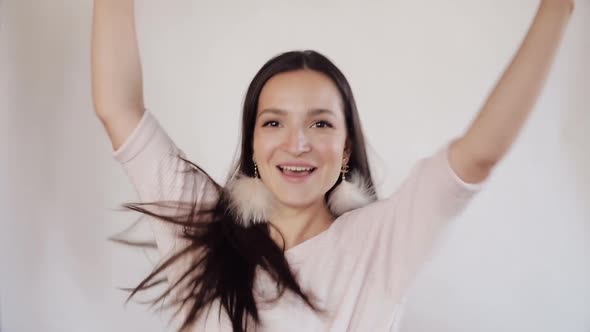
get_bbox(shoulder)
[332,196,401,238]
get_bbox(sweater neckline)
[283,215,344,261]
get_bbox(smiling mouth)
[277,165,317,177]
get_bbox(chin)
[276,194,320,210]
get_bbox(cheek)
[253,132,278,162]
[315,139,346,164]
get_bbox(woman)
[91,0,574,331]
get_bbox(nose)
[283,128,311,155]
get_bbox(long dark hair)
[116,50,377,331]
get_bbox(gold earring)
[341,163,349,181]
[253,161,259,179]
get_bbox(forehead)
[257,70,343,115]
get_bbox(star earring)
[226,159,276,227]
[326,159,374,217]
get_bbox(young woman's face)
[253,69,350,211]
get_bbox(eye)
[262,120,280,127]
[312,120,333,129]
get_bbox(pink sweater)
[113,110,484,331]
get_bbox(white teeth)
[280,166,314,172]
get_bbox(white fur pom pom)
[226,175,275,227]
[327,171,374,217]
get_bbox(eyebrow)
[257,108,337,119]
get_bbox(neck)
[268,199,335,251]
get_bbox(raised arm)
[91,0,145,151]
[450,0,574,183]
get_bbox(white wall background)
[1,0,589,331]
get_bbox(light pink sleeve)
[112,110,216,261]
[356,141,486,297]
